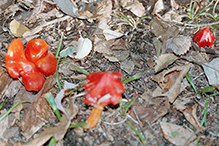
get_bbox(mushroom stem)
[85,104,104,129]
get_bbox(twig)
[156,13,219,29]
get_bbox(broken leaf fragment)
[152,63,191,103]
[9,19,30,37]
[160,122,197,146]
[155,53,179,73]
[166,35,192,55]
[202,58,219,90]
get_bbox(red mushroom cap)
[25,39,49,63]
[84,71,124,106]
[193,28,215,47]
[35,53,57,76]
[5,39,46,91]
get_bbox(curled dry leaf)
[160,122,197,146]
[155,53,179,73]
[74,37,92,60]
[166,35,192,55]
[152,63,191,103]
[202,58,219,90]
[9,19,30,37]
[174,101,203,131]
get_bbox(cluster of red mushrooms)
[5,27,215,129]
[5,39,57,91]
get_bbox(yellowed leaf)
[9,19,30,37]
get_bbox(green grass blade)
[72,66,89,75]
[69,122,87,128]
[197,86,215,94]
[0,100,5,110]
[122,75,141,84]
[55,38,63,58]
[136,16,149,24]
[126,121,146,143]
[201,98,208,127]
[0,101,26,121]
[124,98,135,115]
[194,0,214,19]
[186,73,197,93]
[48,137,57,146]
[118,14,131,21]
[46,93,61,122]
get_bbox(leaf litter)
[0,0,219,145]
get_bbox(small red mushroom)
[193,28,215,47]
[5,39,46,91]
[25,39,57,76]
[84,71,125,128]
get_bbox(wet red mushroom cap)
[193,28,215,47]
[84,71,124,106]
[5,39,46,91]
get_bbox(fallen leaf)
[153,0,164,14]
[155,53,179,73]
[162,10,182,22]
[202,58,219,90]
[55,81,78,116]
[60,46,77,58]
[0,109,8,145]
[120,59,135,75]
[26,102,78,146]
[74,37,92,60]
[129,99,169,124]
[120,0,145,17]
[170,0,179,10]
[103,29,123,41]
[9,19,30,37]
[160,122,197,146]
[150,17,179,41]
[174,101,203,131]
[166,35,192,55]
[152,64,191,103]
[18,75,57,140]
[53,0,79,18]
[0,67,13,98]
[110,39,130,61]
[153,37,162,57]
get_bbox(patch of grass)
[181,0,214,23]
[119,98,135,116]
[126,121,146,144]
[186,72,219,144]
[0,101,26,121]
[118,14,149,29]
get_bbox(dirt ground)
[0,0,219,146]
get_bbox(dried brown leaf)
[26,102,78,146]
[152,64,191,103]
[129,99,169,124]
[0,67,12,99]
[202,58,219,90]
[160,122,197,146]
[155,53,179,73]
[166,35,192,55]
[120,0,145,17]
